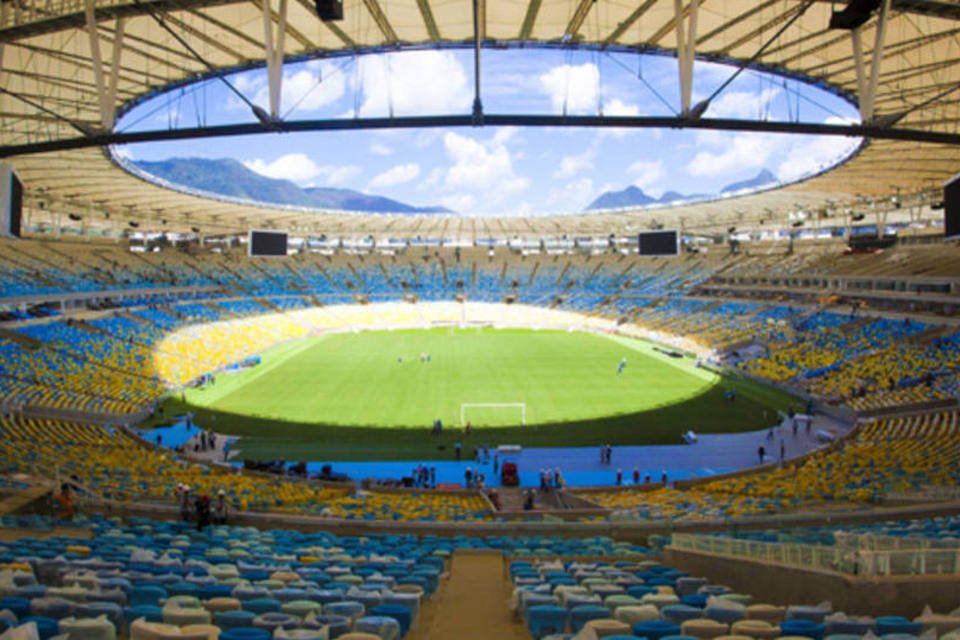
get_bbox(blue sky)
[115,48,861,215]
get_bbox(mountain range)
[585,169,778,211]
[131,158,451,214]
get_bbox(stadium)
[1,0,960,638]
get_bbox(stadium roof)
[1,0,959,237]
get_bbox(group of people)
[411,464,437,488]
[599,444,614,465]
[464,467,486,489]
[538,467,564,490]
[175,484,229,530]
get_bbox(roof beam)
[415,0,441,40]
[518,0,542,40]
[360,0,399,43]
[602,0,657,46]
[565,0,596,40]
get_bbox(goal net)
[460,402,526,427]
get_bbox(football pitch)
[161,328,798,460]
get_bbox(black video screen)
[946,175,960,239]
[638,230,679,256]
[250,230,288,256]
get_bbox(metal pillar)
[851,0,891,122]
[84,0,124,130]
[674,0,699,116]
[262,0,289,119]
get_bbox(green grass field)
[156,328,798,460]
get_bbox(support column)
[84,0,125,130]
[850,0,890,123]
[674,0,699,116]
[262,0,289,119]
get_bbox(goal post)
[460,402,526,426]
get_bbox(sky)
[115,48,862,216]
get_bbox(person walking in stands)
[195,494,211,531]
[616,469,623,486]
[464,467,473,488]
[454,442,461,461]
[632,468,640,485]
[56,483,75,520]
[178,485,192,522]
[213,490,228,525]
[758,445,766,464]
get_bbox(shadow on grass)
[149,374,800,461]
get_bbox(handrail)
[669,532,960,577]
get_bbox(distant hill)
[720,169,777,193]
[585,168,777,211]
[131,158,451,214]
[586,186,657,210]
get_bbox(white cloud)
[545,177,595,212]
[603,98,640,116]
[443,132,528,196]
[777,129,860,183]
[244,153,361,187]
[369,142,393,156]
[430,131,529,213]
[687,134,779,177]
[707,87,781,119]
[368,163,421,189]
[252,61,346,115]
[554,144,596,179]
[355,51,471,117]
[627,159,665,191]
[539,63,600,114]
[600,98,641,138]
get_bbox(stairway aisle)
[407,549,529,640]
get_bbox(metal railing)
[670,533,960,577]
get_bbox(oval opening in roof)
[112,46,862,217]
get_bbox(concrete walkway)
[407,550,527,640]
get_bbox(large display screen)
[638,230,679,256]
[249,230,288,257]
[946,173,960,240]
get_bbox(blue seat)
[243,598,281,614]
[662,604,705,624]
[0,597,30,620]
[680,595,707,609]
[633,620,682,639]
[168,582,200,598]
[569,605,611,632]
[526,605,568,639]
[215,610,257,629]
[129,586,167,607]
[627,586,657,599]
[780,619,827,639]
[876,617,923,636]
[199,584,234,600]
[252,612,299,631]
[20,617,59,640]
[123,604,162,629]
[219,629,272,640]
[302,613,350,637]
[370,603,412,636]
